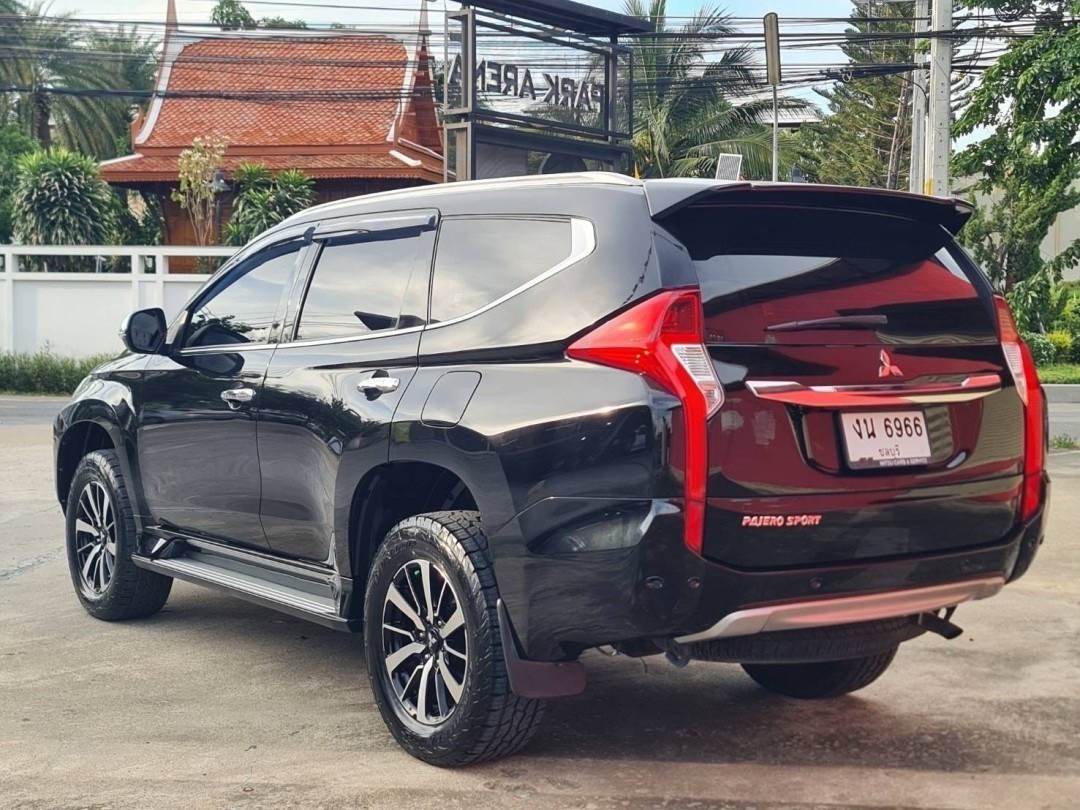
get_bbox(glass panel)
[431,218,572,323]
[296,234,424,341]
[184,245,299,348]
[678,206,996,345]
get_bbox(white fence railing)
[0,245,238,357]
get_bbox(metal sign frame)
[443,2,641,181]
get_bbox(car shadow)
[140,587,1076,776]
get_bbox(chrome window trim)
[274,323,427,350]
[178,343,278,357]
[273,216,597,350]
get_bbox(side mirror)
[120,308,167,354]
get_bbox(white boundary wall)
[0,245,237,357]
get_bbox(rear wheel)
[741,648,898,699]
[64,450,172,620]
[363,511,545,766]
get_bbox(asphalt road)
[1050,402,1080,441]
[2,396,1079,809]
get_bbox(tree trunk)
[33,91,52,148]
[886,79,911,190]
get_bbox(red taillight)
[567,289,723,553]
[1018,340,1044,521]
[993,295,1044,521]
[994,296,1027,405]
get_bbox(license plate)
[840,411,931,469]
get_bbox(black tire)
[64,449,172,620]
[363,511,545,766]
[741,647,898,699]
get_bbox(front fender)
[54,355,146,516]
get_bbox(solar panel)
[715,154,743,181]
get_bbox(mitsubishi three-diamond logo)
[878,349,903,378]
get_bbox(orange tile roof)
[102,34,442,184]
[141,35,408,148]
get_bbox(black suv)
[55,174,1049,766]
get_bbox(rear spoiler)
[644,180,975,235]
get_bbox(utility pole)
[909,0,929,194]
[926,0,953,196]
[763,13,781,182]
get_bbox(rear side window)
[431,218,573,323]
[296,232,429,341]
[674,206,995,345]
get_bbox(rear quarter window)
[430,218,573,323]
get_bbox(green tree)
[86,25,159,158]
[0,2,157,158]
[172,135,229,246]
[259,16,307,29]
[12,148,116,260]
[0,124,38,243]
[625,0,807,179]
[794,1,915,188]
[210,0,255,30]
[224,162,315,246]
[953,0,1080,303]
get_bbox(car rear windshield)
[676,205,996,345]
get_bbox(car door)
[138,236,309,549]
[256,211,437,562]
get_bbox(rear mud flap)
[497,600,586,699]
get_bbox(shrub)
[1022,332,1056,367]
[0,351,112,394]
[1038,364,1080,384]
[0,125,37,243]
[1046,330,1074,364]
[224,163,315,246]
[13,148,116,246]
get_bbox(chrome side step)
[134,546,351,631]
[675,576,1005,644]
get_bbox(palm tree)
[0,1,157,158]
[625,0,808,179]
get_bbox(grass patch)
[1037,363,1080,384]
[1051,435,1080,451]
[0,351,112,395]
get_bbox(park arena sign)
[448,54,605,111]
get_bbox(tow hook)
[918,608,964,640]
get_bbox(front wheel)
[742,648,898,699]
[64,450,172,620]
[363,511,545,766]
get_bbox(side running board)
[134,540,351,631]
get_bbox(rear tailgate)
[652,184,1023,569]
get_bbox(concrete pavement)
[1,399,1079,809]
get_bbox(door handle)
[358,376,400,398]
[220,387,257,409]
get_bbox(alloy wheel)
[73,481,117,596]
[381,559,468,726]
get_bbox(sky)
[52,0,855,24]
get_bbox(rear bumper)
[493,487,1049,661]
[674,575,1004,644]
